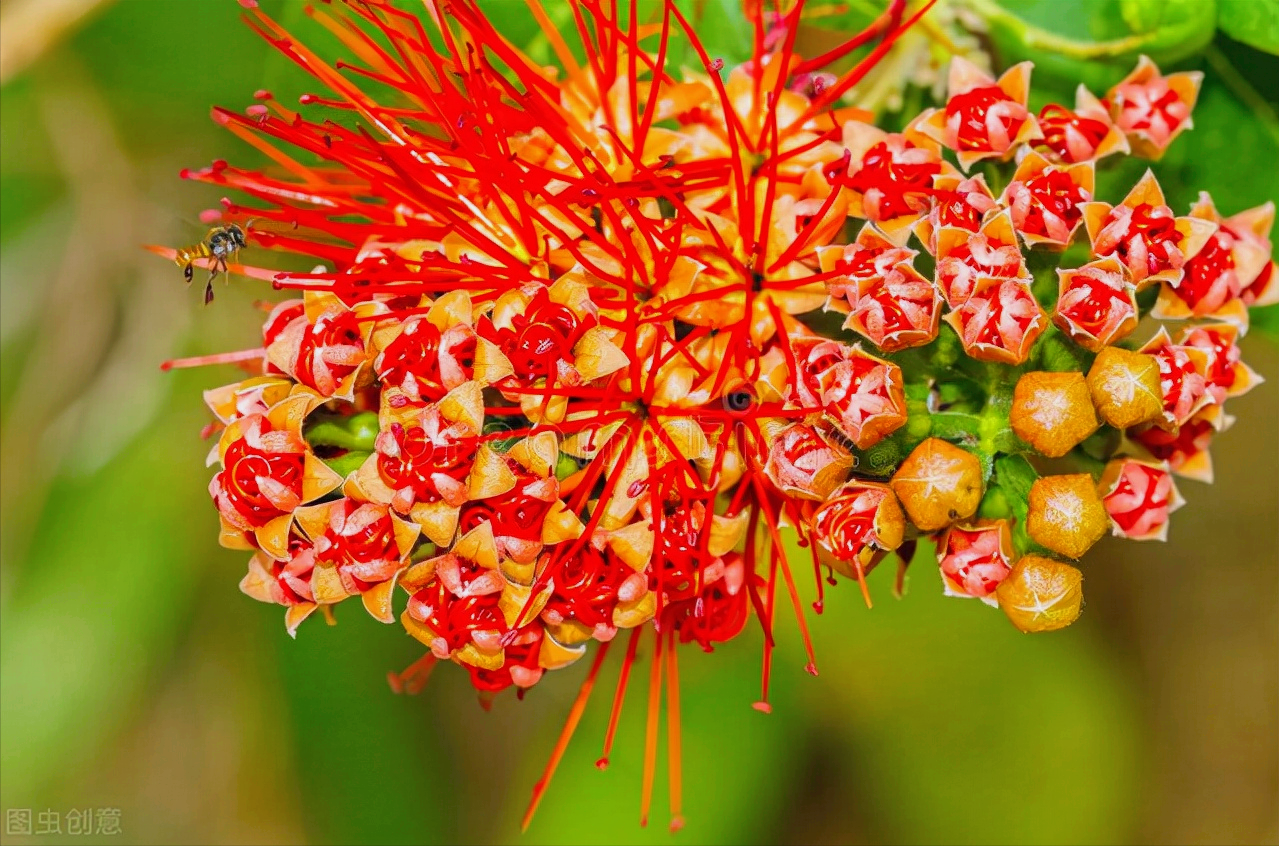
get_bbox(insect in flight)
[174,222,249,304]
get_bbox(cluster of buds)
[163,0,1272,830]
[799,55,1271,635]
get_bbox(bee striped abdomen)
[175,241,212,283]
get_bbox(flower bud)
[943,278,1046,365]
[936,519,1014,601]
[996,555,1084,633]
[1010,371,1099,458]
[817,345,908,450]
[890,438,983,531]
[764,423,855,500]
[1139,329,1213,429]
[809,481,905,581]
[1026,474,1109,559]
[1086,346,1163,429]
[1129,405,1227,482]
[1098,458,1184,541]
[1053,257,1138,351]
[1107,56,1201,159]
[839,262,943,353]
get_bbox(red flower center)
[221,435,305,527]
[1108,203,1182,277]
[848,140,940,220]
[934,188,985,231]
[857,274,932,337]
[946,85,1024,151]
[946,240,1022,278]
[1153,345,1199,415]
[544,546,627,628]
[378,320,476,398]
[458,467,551,540]
[378,422,477,502]
[295,311,365,392]
[484,292,590,382]
[967,283,1037,348]
[811,494,874,561]
[1037,104,1110,162]
[1132,417,1213,468]
[838,245,897,277]
[1059,275,1131,338]
[410,578,505,655]
[1019,169,1089,236]
[1116,86,1185,133]
[1106,465,1168,533]
[318,505,397,566]
[1178,229,1236,309]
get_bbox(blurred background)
[0,1,1276,844]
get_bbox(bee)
[174,223,249,304]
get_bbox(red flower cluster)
[160,0,1271,830]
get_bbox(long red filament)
[640,627,664,828]
[665,628,684,832]
[521,640,612,832]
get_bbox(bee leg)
[204,264,220,306]
[183,263,194,284]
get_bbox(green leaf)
[974,0,1217,93]
[1218,0,1279,55]
[991,454,1052,555]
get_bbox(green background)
[0,1,1276,844]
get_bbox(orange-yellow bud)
[890,438,983,531]
[1086,346,1163,429]
[1010,371,1100,458]
[996,555,1084,633]
[1026,473,1109,559]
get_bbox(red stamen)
[598,625,642,769]
[161,348,266,371]
[640,627,664,828]
[521,641,612,832]
[666,629,684,832]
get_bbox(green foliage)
[1218,0,1279,55]
[977,0,1217,90]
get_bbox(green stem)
[321,450,371,478]
[305,411,380,452]
[962,0,1158,58]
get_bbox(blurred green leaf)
[272,610,455,846]
[1217,0,1279,55]
[0,387,212,801]
[975,0,1217,93]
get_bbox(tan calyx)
[1026,474,1109,559]
[1087,346,1164,429]
[996,555,1083,633]
[889,438,984,531]
[1010,371,1100,458]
